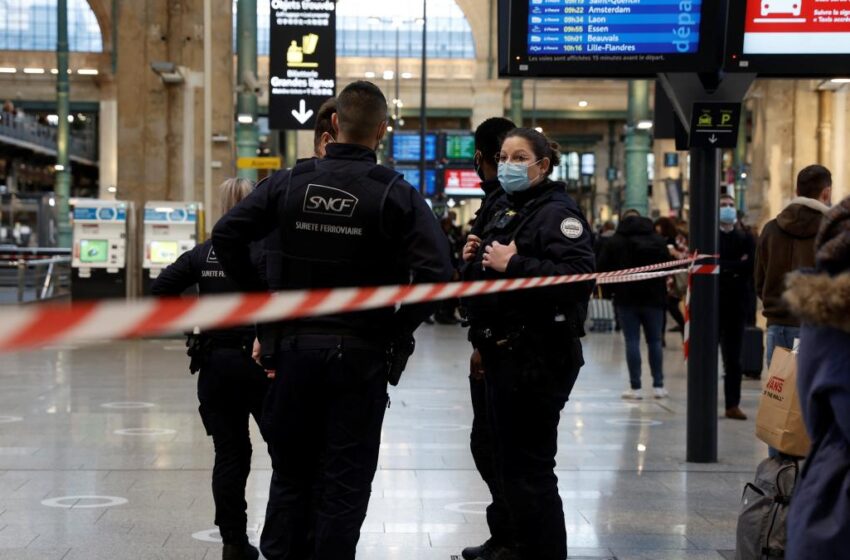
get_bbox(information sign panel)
[268,0,336,130]
[688,102,741,149]
[445,134,476,161]
[396,166,438,197]
[499,0,723,77]
[392,133,437,162]
[726,0,850,75]
[444,169,485,197]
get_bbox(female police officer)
[152,178,267,560]
[462,128,595,560]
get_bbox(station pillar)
[236,0,260,181]
[624,80,651,216]
[734,110,748,212]
[510,79,523,126]
[56,0,72,248]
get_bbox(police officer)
[460,116,516,560]
[151,179,268,560]
[463,128,595,560]
[212,80,452,560]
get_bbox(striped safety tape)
[0,255,715,354]
[683,258,721,360]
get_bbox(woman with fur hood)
[784,196,850,559]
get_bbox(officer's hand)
[482,241,518,273]
[252,338,262,366]
[470,349,485,380]
[266,370,276,380]
[463,235,482,263]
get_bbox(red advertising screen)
[444,169,484,197]
[743,0,850,54]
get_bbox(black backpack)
[735,456,800,560]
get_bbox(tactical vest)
[278,158,407,291]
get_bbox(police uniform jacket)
[211,143,453,340]
[464,179,595,333]
[151,238,265,343]
[469,178,507,238]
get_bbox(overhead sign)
[688,103,741,149]
[499,0,723,77]
[237,156,282,170]
[444,169,485,197]
[726,0,850,75]
[268,0,336,130]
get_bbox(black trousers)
[719,307,745,409]
[260,336,389,560]
[480,335,583,560]
[469,376,511,546]
[197,347,270,545]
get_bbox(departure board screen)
[500,0,722,77]
[726,0,850,75]
[392,134,437,162]
[445,134,476,161]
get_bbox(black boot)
[462,538,508,560]
[222,541,259,560]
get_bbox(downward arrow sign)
[291,99,314,125]
[709,134,718,144]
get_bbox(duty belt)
[279,334,387,352]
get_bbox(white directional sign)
[268,1,336,130]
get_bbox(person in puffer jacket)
[783,196,850,559]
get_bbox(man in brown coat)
[755,164,832,369]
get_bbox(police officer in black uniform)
[460,116,516,560]
[212,81,452,560]
[152,179,268,560]
[463,128,595,560]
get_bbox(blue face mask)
[720,206,737,225]
[498,161,539,194]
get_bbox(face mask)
[498,161,540,194]
[474,154,485,181]
[719,206,737,224]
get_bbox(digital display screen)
[150,241,179,265]
[393,134,437,162]
[743,0,850,54]
[79,239,109,264]
[580,153,596,176]
[500,0,721,76]
[727,0,850,75]
[445,135,476,160]
[444,169,485,197]
[397,167,438,197]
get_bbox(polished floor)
[0,324,767,559]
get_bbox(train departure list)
[527,0,703,60]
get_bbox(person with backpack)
[598,209,672,399]
[783,196,850,559]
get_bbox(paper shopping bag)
[755,347,811,457]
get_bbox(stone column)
[471,81,507,129]
[624,80,651,216]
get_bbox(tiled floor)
[0,324,766,559]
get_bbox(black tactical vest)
[278,159,407,292]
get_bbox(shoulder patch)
[560,217,584,239]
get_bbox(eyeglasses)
[496,153,539,165]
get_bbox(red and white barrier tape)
[683,261,721,360]
[0,255,715,354]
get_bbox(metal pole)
[624,80,651,216]
[418,0,427,195]
[510,79,523,125]
[56,0,71,248]
[203,0,213,227]
[236,0,260,181]
[531,80,537,130]
[687,146,720,463]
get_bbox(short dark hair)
[502,128,562,177]
[314,97,337,150]
[797,165,832,199]
[336,81,388,142]
[474,117,516,164]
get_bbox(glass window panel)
[0,0,102,52]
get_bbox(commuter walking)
[152,178,268,560]
[460,116,516,560]
[756,165,832,366]
[718,195,755,420]
[464,128,595,560]
[598,210,671,399]
[212,81,452,560]
[784,196,850,559]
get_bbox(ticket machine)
[70,199,133,300]
[142,201,201,294]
